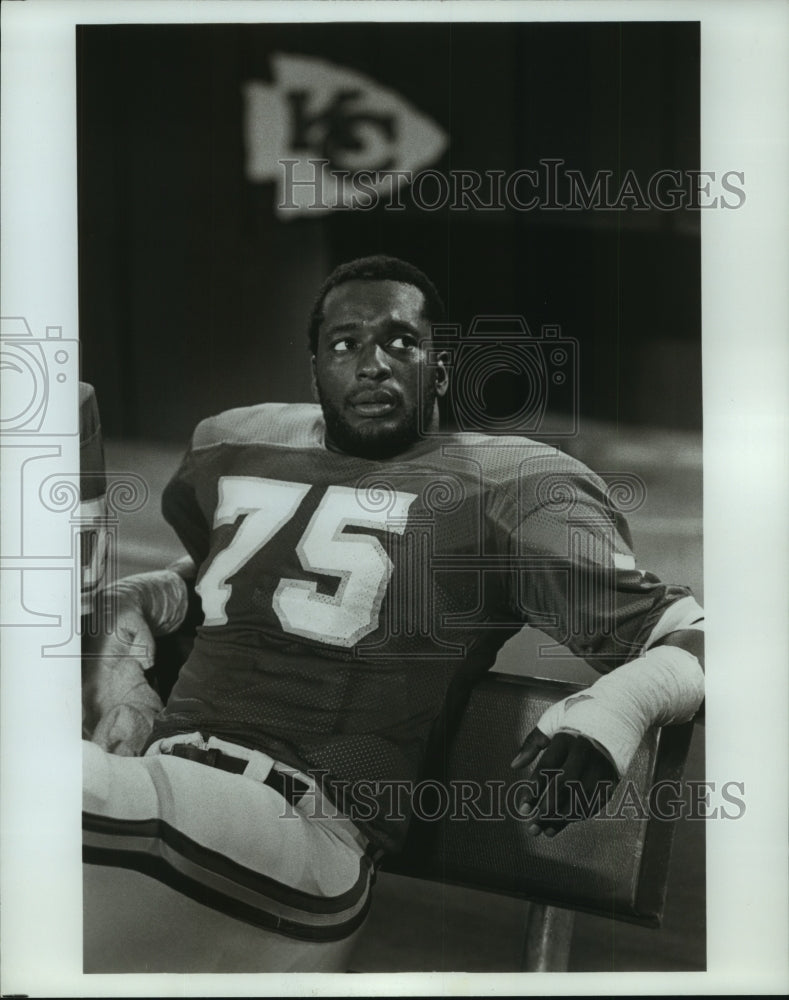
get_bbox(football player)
[82,255,704,972]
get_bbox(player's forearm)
[650,627,704,671]
[538,641,705,776]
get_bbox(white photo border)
[1,1,787,996]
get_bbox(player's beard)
[317,382,438,459]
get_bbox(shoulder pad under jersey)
[192,402,325,450]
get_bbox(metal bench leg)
[520,902,575,971]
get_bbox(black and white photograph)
[1,1,787,995]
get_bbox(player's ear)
[310,356,319,402]
[434,350,450,398]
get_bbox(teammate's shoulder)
[191,402,324,450]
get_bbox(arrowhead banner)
[243,53,449,217]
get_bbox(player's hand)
[82,599,163,756]
[510,729,618,837]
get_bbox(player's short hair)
[308,255,446,354]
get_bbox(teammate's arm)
[82,426,211,754]
[82,555,196,756]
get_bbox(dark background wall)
[77,22,700,444]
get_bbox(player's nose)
[356,342,392,381]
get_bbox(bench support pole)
[520,902,575,972]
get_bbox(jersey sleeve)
[492,463,701,671]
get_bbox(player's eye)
[388,334,417,351]
[330,338,356,353]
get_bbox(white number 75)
[196,477,416,648]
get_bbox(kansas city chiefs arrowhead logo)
[243,53,449,217]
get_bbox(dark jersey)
[151,403,696,853]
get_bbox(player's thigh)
[84,739,352,892]
[83,742,371,971]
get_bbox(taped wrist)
[104,569,189,637]
[536,645,705,777]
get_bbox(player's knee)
[82,738,112,810]
[82,738,159,818]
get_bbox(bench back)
[385,672,694,927]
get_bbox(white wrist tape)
[536,645,705,777]
[104,569,189,637]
